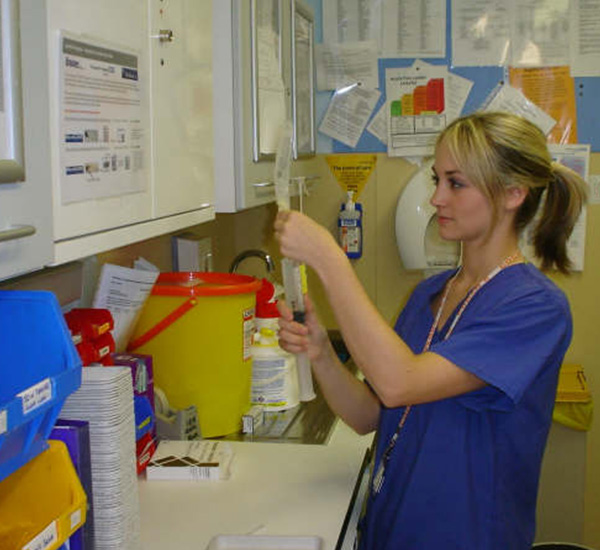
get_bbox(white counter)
[138,420,373,550]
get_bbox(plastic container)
[251,324,299,411]
[338,191,363,259]
[128,272,261,437]
[0,290,82,482]
[0,440,87,550]
[64,308,114,341]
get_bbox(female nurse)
[274,111,588,550]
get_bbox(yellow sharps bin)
[128,272,261,437]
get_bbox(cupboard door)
[44,0,154,243]
[214,0,290,212]
[149,0,215,217]
[214,0,318,213]
[0,0,53,281]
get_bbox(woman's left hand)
[274,210,339,269]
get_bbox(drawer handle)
[0,225,36,243]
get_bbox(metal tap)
[229,249,275,276]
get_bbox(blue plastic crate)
[0,290,82,482]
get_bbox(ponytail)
[532,162,587,274]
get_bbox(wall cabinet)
[213,0,319,213]
[0,0,215,281]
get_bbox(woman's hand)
[277,295,330,363]
[274,210,339,269]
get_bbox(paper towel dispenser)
[395,159,460,271]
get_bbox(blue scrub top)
[358,263,572,550]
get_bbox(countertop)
[138,420,373,550]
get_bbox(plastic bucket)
[128,272,261,437]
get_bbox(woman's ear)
[505,186,527,211]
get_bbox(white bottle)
[338,191,363,259]
[250,322,299,411]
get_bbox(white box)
[146,440,233,481]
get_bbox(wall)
[2,152,599,545]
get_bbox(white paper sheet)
[323,0,382,47]
[483,84,556,135]
[318,85,380,148]
[366,101,388,144]
[381,0,446,58]
[569,0,600,76]
[92,264,159,352]
[452,0,510,67]
[386,62,448,157]
[510,0,570,67]
[59,33,147,204]
[446,72,474,123]
[315,41,378,91]
[256,3,287,154]
[588,174,600,205]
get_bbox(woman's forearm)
[310,337,380,435]
[312,246,419,406]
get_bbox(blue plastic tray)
[0,290,82,482]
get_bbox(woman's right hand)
[277,295,330,363]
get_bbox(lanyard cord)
[371,253,520,495]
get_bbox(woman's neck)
[459,238,522,287]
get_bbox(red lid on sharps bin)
[256,278,279,319]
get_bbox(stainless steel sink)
[223,336,353,445]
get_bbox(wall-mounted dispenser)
[395,159,460,271]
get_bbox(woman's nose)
[430,184,445,207]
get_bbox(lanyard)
[371,253,520,496]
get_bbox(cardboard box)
[146,440,233,481]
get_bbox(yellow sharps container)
[128,272,261,437]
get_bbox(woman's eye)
[431,174,439,186]
[449,178,464,189]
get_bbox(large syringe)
[274,122,316,402]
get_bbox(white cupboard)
[213,0,320,213]
[43,0,158,263]
[0,0,215,281]
[0,0,53,281]
[149,0,214,219]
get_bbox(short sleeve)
[430,285,572,408]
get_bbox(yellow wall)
[2,152,599,545]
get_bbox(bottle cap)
[256,278,279,318]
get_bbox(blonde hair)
[436,111,588,273]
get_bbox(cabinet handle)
[152,29,174,43]
[0,225,36,243]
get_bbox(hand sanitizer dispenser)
[395,159,459,271]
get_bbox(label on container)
[70,508,83,530]
[98,321,111,335]
[0,409,6,435]
[242,308,255,361]
[18,378,53,415]
[23,521,58,550]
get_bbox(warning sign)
[325,154,377,199]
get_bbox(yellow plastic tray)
[0,440,87,550]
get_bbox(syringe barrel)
[297,353,316,402]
